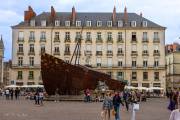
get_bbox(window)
[29,44,34,52]
[132,72,137,80]
[76,21,81,27]
[154,45,159,53]
[40,32,46,40]
[143,72,148,80]
[41,20,46,27]
[29,57,34,66]
[54,47,60,53]
[131,21,136,27]
[65,45,70,52]
[40,45,45,53]
[86,21,91,27]
[107,32,112,40]
[28,71,34,80]
[18,57,23,66]
[132,32,137,41]
[143,32,148,41]
[29,31,35,40]
[107,21,112,27]
[30,20,35,26]
[97,32,102,40]
[18,44,23,52]
[143,60,148,67]
[117,72,124,80]
[86,32,91,40]
[55,20,60,26]
[154,32,159,40]
[17,71,23,79]
[96,58,102,67]
[132,61,136,67]
[118,45,123,53]
[65,21,70,27]
[154,60,159,67]
[65,32,70,40]
[118,32,123,41]
[154,72,159,80]
[107,58,112,67]
[18,32,24,40]
[143,45,148,53]
[118,21,123,27]
[97,21,102,27]
[118,60,122,67]
[54,32,60,40]
[142,21,147,27]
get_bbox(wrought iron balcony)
[153,51,160,56]
[40,38,46,42]
[142,38,149,43]
[17,38,24,42]
[54,37,60,42]
[106,51,113,56]
[117,51,124,56]
[96,51,103,56]
[131,51,138,56]
[29,37,35,42]
[53,51,60,55]
[142,51,149,56]
[64,38,71,43]
[28,50,35,55]
[96,38,103,43]
[153,38,160,43]
[85,38,92,43]
[117,38,124,43]
[17,51,24,55]
[131,38,137,43]
[107,37,113,43]
[64,51,71,55]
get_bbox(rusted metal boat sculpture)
[41,53,126,95]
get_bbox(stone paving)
[0,97,171,120]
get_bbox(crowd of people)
[0,88,20,100]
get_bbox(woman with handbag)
[131,91,139,120]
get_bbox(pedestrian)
[102,92,113,120]
[10,88,14,100]
[5,89,10,100]
[34,91,40,105]
[39,90,44,105]
[55,88,59,102]
[113,91,124,120]
[86,89,91,102]
[169,93,180,120]
[15,88,20,100]
[123,91,130,111]
[130,91,138,120]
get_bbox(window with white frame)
[54,46,60,53]
[107,32,112,40]
[107,21,112,27]
[18,32,24,40]
[65,21,70,27]
[142,21,147,27]
[118,32,123,41]
[97,32,102,40]
[154,45,159,53]
[18,44,23,52]
[29,44,34,52]
[40,44,45,53]
[41,20,46,27]
[118,45,123,53]
[29,57,34,66]
[28,71,34,79]
[132,60,137,67]
[96,57,102,67]
[154,32,159,40]
[143,32,148,40]
[30,20,35,26]
[18,57,23,66]
[54,32,60,40]
[118,21,123,27]
[154,59,159,67]
[55,20,60,26]
[86,32,91,40]
[97,21,102,27]
[29,31,35,40]
[76,21,81,27]
[107,58,112,67]
[131,21,136,27]
[86,21,91,27]
[143,44,148,53]
[40,32,46,40]
[143,59,148,67]
[118,58,123,67]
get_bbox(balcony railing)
[40,38,46,42]
[29,37,35,42]
[85,38,92,43]
[75,37,81,42]
[12,64,40,68]
[106,51,113,56]
[54,37,60,42]
[153,38,160,43]
[53,51,60,55]
[117,38,124,43]
[142,51,149,56]
[131,38,137,43]
[107,37,113,43]
[84,51,92,56]
[64,38,71,43]
[131,51,138,56]
[64,51,71,55]
[96,51,103,56]
[153,51,160,56]
[17,38,24,42]
[28,51,35,55]
[117,51,124,56]
[17,51,24,55]
[96,38,103,43]
[142,38,149,43]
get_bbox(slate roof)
[13,12,165,28]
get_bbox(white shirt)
[169,109,180,120]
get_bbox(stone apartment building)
[11,6,166,89]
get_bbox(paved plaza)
[0,97,170,120]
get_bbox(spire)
[112,6,116,26]
[123,6,128,26]
[0,35,4,50]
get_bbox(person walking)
[10,89,14,100]
[5,89,10,100]
[102,92,113,120]
[130,91,138,120]
[39,90,44,105]
[15,88,20,100]
[123,91,130,111]
[169,93,180,120]
[113,91,124,120]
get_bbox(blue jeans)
[114,106,120,120]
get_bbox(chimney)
[140,12,143,17]
[112,6,116,26]
[71,6,76,25]
[50,6,56,22]
[24,6,36,21]
[123,7,128,25]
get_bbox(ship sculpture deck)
[41,53,125,95]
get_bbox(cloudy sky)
[0,0,180,60]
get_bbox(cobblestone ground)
[0,97,170,120]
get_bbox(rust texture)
[41,53,125,95]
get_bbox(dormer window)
[142,21,147,27]
[76,21,81,27]
[65,21,70,27]
[41,20,46,27]
[131,21,136,27]
[55,20,60,27]
[97,21,102,27]
[86,21,91,27]
[118,21,123,27]
[30,20,35,27]
[107,21,112,27]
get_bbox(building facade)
[165,43,180,54]
[11,6,166,89]
[3,61,11,86]
[166,52,180,89]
